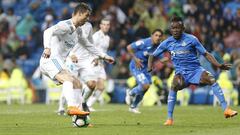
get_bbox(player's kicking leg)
[200,71,237,118]
[55,70,90,116]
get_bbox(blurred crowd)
[0,0,240,105]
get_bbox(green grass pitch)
[0,104,239,135]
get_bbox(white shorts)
[65,57,97,83]
[40,56,67,80]
[93,64,106,80]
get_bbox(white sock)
[73,89,82,108]
[82,84,94,103]
[62,81,78,107]
[58,91,66,111]
[77,90,84,110]
[87,90,102,107]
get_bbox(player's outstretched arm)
[204,52,232,70]
[127,44,143,69]
[42,28,54,58]
[147,55,154,72]
[102,55,115,64]
[79,37,106,59]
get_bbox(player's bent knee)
[73,79,82,89]
[209,77,216,85]
[172,75,185,90]
[66,76,75,83]
[171,83,185,91]
[208,73,216,85]
[201,71,216,85]
[97,85,105,91]
[56,73,75,83]
[171,86,180,92]
[96,79,105,91]
[142,84,150,91]
[87,81,96,90]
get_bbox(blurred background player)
[86,18,111,111]
[40,3,92,117]
[149,16,238,126]
[125,29,163,113]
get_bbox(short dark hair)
[152,28,163,35]
[73,2,92,15]
[170,16,183,24]
[7,7,14,13]
[100,18,110,24]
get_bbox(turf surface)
[0,104,239,135]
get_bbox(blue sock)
[129,85,142,96]
[211,82,227,110]
[131,91,145,108]
[167,90,177,119]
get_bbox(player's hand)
[160,57,169,63]
[147,67,152,73]
[103,55,115,64]
[134,57,143,69]
[42,48,51,58]
[71,55,78,63]
[219,63,232,70]
[91,58,99,66]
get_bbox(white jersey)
[70,22,95,60]
[40,19,106,80]
[92,30,110,54]
[66,22,97,82]
[70,22,106,61]
[92,30,110,80]
[43,19,78,59]
[40,19,78,80]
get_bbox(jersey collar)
[172,33,186,42]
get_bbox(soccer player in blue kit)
[148,16,238,125]
[126,29,163,113]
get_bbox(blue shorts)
[129,62,151,85]
[176,67,206,85]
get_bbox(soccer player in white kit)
[39,3,114,116]
[58,22,95,115]
[86,18,111,111]
[71,22,98,112]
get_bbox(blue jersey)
[153,33,207,74]
[130,37,158,70]
[129,37,158,85]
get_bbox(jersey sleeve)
[193,36,207,55]
[43,22,69,48]
[87,27,94,43]
[78,36,106,58]
[130,39,145,51]
[82,22,94,43]
[152,40,167,58]
[92,32,98,43]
